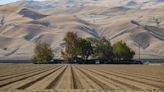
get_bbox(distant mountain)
[9,0,164,10]
[0,5,164,59]
[0,0,163,59]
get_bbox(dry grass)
[0,5,164,59]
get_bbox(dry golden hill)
[0,5,163,59]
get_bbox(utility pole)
[0,16,5,26]
[139,44,140,60]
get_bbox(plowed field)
[0,64,164,92]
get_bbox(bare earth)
[0,64,164,92]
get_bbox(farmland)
[0,64,164,92]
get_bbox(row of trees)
[32,32,135,64]
[61,32,135,64]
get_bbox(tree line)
[33,32,135,64]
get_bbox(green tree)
[92,37,113,60]
[61,32,79,63]
[112,41,135,61]
[33,42,54,64]
[77,38,93,62]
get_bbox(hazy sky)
[0,0,45,4]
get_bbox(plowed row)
[0,64,164,91]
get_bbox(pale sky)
[0,0,45,4]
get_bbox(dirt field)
[0,64,164,92]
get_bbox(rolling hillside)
[0,4,163,59]
[0,5,99,59]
